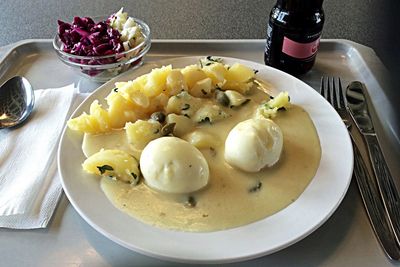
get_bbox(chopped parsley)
[97,165,114,174]
[249,181,262,193]
[181,103,190,110]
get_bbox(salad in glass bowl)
[53,8,151,82]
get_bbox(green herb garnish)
[206,56,222,63]
[97,165,114,174]
[199,116,211,124]
[181,103,190,110]
[249,181,262,193]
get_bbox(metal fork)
[320,77,400,260]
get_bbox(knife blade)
[351,135,400,260]
[346,81,400,245]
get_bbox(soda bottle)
[264,0,325,75]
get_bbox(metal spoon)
[0,76,34,129]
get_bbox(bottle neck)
[277,0,323,11]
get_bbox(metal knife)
[351,136,400,260]
[346,81,400,245]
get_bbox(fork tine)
[321,77,345,111]
[337,77,345,109]
[321,76,343,111]
[326,77,333,106]
[332,77,339,109]
[319,77,324,95]
[321,76,329,100]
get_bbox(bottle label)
[282,36,321,59]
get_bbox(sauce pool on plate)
[96,88,321,232]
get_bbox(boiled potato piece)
[143,65,172,97]
[183,130,220,149]
[106,91,140,128]
[165,91,202,118]
[126,89,150,109]
[202,62,227,84]
[220,80,253,94]
[89,100,110,132]
[256,91,290,119]
[190,78,214,98]
[225,63,255,83]
[133,73,149,88]
[68,100,110,134]
[166,69,188,96]
[193,103,229,123]
[115,77,150,108]
[125,120,162,150]
[82,149,140,184]
[255,106,279,119]
[181,65,208,89]
[224,90,250,108]
[67,112,101,134]
[166,113,194,137]
[115,80,142,100]
[146,93,169,115]
[267,91,290,109]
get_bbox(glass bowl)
[53,17,151,83]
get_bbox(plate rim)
[58,55,354,264]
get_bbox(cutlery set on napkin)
[0,84,77,229]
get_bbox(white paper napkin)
[0,84,76,229]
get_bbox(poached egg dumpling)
[224,118,283,172]
[140,136,209,193]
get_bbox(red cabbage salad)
[57,8,145,59]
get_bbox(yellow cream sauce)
[98,88,321,232]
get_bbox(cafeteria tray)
[0,39,399,267]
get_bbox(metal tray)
[0,39,398,267]
[1,39,398,180]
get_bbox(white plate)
[58,56,353,264]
